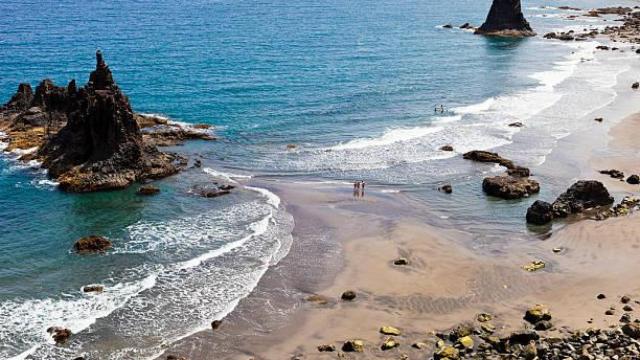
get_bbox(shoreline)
[160,39,640,360]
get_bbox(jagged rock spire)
[89,50,115,90]
[475,0,535,37]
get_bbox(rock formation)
[526,180,614,225]
[475,0,536,37]
[35,51,183,191]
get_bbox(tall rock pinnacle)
[475,0,535,37]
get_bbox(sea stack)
[475,0,536,37]
[37,50,181,192]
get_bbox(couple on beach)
[353,180,366,198]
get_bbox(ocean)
[0,0,637,358]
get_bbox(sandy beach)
[160,106,640,359]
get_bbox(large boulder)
[475,0,536,37]
[482,176,540,199]
[526,181,613,224]
[526,200,553,225]
[552,180,614,217]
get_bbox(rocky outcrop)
[33,51,183,192]
[526,180,614,225]
[482,175,539,199]
[73,235,112,253]
[475,0,536,37]
[47,326,72,344]
[463,150,515,169]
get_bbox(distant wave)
[329,125,444,151]
[203,167,252,184]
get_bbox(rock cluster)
[526,180,614,225]
[475,0,536,37]
[464,150,539,199]
[0,51,218,192]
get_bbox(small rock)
[211,320,222,330]
[317,344,336,352]
[522,260,546,272]
[412,342,428,349]
[508,122,524,127]
[393,258,409,266]
[605,309,615,315]
[440,145,454,151]
[380,325,401,336]
[594,117,603,122]
[524,341,538,360]
[342,339,365,352]
[481,323,495,334]
[443,24,454,29]
[524,304,552,324]
[434,345,459,360]
[622,295,632,304]
[624,305,634,311]
[341,290,356,301]
[633,82,640,89]
[457,335,474,349]
[83,285,104,293]
[47,326,72,344]
[476,313,493,322]
[600,169,624,179]
[73,235,112,253]
[627,175,640,184]
[439,184,453,194]
[137,184,160,196]
[552,247,563,253]
[535,320,553,331]
[597,293,606,299]
[381,337,399,350]
[620,313,632,323]
[622,322,640,339]
[286,144,297,150]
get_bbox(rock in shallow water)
[482,175,540,199]
[74,235,112,253]
[475,0,536,37]
[526,200,553,225]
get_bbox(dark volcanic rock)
[2,83,34,111]
[627,175,640,184]
[526,200,553,225]
[475,0,536,37]
[47,326,72,344]
[463,150,515,169]
[552,180,614,217]
[527,181,614,224]
[33,51,182,192]
[439,184,453,194]
[482,175,540,199]
[600,169,625,179]
[74,235,112,253]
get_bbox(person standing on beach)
[361,181,366,197]
[353,181,359,197]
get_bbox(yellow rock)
[434,345,459,360]
[457,335,474,349]
[476,313,493,322]
[381,337,399,350]
[342,339,365,352]
[522,260,545,272]
[380,325,401,336]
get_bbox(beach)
[2,0,640,359]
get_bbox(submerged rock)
[600,169,625,179]
[137,184,160,196]
[73,235,112,253]
[475,0,536,37]
[83,285,104,293]
[439,184,453,194]
[482,175,540,199]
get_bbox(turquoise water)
[0,0,636,358]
